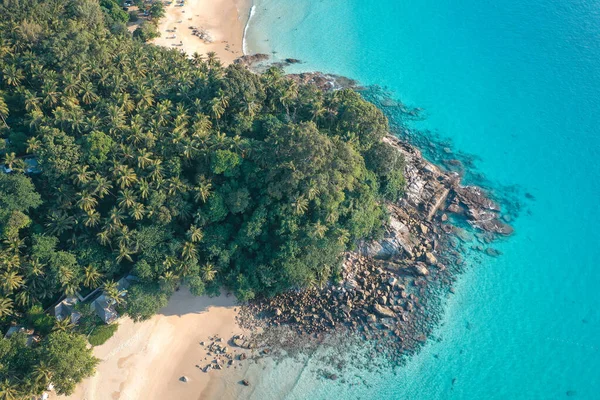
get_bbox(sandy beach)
[61,287,252,400]
[152,0,250,65]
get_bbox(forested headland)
[0,0,404,396]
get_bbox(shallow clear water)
[245,0,600,398]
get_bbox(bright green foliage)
[148,1,166,20]
[82,130,115,167]
[0,331,97,397]
[39,331,98,395]
[133,21,160,42]
[88,323,118,346]
[126,283,169,322]
[100,0,129,25]
[0,0,404,395]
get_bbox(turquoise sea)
[243,0,600,399]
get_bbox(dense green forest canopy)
[0,0,404,396]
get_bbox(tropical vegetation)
[0,0,404,396]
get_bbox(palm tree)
[14,289,32,308]
[148,159,163,183]
[52,317,76,332]
[194,176,212,203]
[112,165,138,189]
[45,211,76,236]
[76,191,98,212]
[0,270,24,294]
[3,236,25,255]
[26,137,41,153]
[80,81,99,105]
[83,210,101,228]
[108,207,125,230]
[32,361,53,387]
[2,64,24,87]
[115,244,134,263]
[312,221,327,239]
[137,178,150,200]
[96,229,111,246]
[136,149,153,169]
[2,152,16,170]
[153,100,172,127]
[71,165,93,186]
[58,266,79,297]
[162,256,177,270]
[159,271,178,290]
[181,241,197,261]
[280,82,299,116]
[0,92,10,128]
[62,72,80,97]
[167,177,188,196]
[0,253,18,272]
[292,195,309,216]
[117,92,135,113]
[336,228,350,246]
[201,263,216,282]
[182,141,198,160]
[105,104,125,131]
[42,81,60,107]
[0,378,21,400]
[117,189,137,209]
[26,259,45,277]
[129,202,145,220]
[0,297,14,318]
[103,280,126,306]
[91,174,112,198]
[191,52,204,66]
[210,97,226,122]
[307,183,321,201]
[187,225,203,243]
[84,265,103,289]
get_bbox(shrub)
[128,10,138,23]
[88,323,118,346]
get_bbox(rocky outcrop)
[382,134,512,237]
[233,53,270,67]
[287,72,360,91]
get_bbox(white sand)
[152,0,250,65]
[61,287,252,400]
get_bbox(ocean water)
[243,1,600,399]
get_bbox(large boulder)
[424,252,437,265]
[373,304,396,319]
[412,262,429,276]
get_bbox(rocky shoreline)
[201,64,515,381]
[235,128,512,366]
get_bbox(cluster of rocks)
[287,71,360,92]
[233,53,270,67]
[194,334,254,374]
